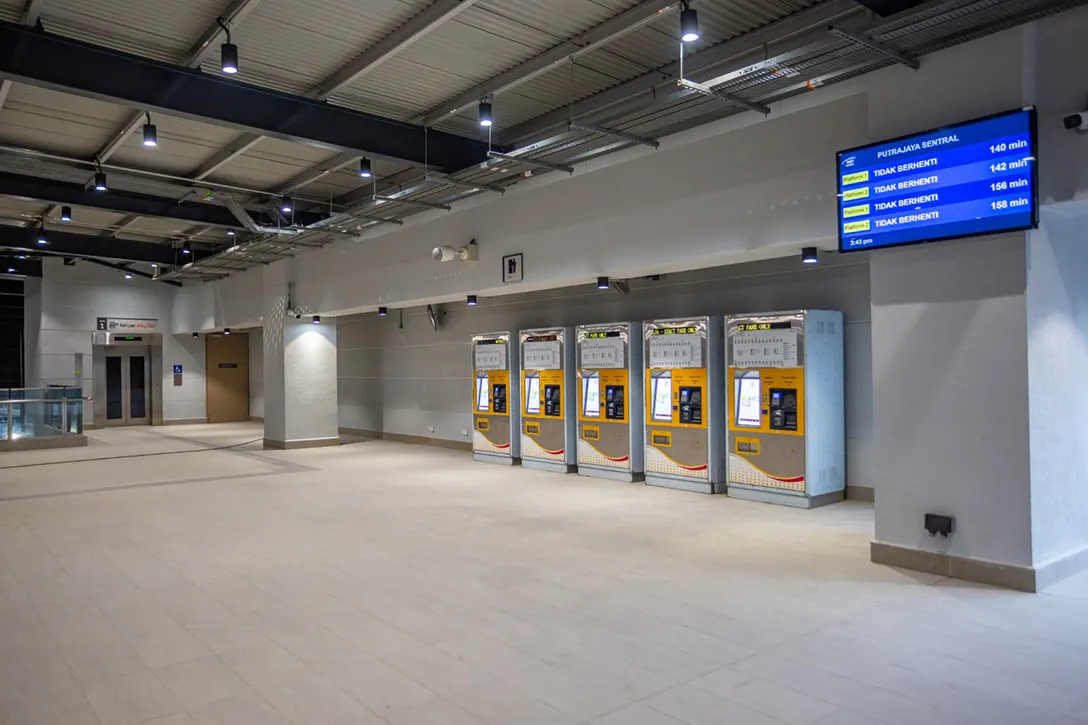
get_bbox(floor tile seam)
[683,662,848,724]
[26,590,107,725]
[0,467,307,503]
[818,622,1088,712]
[462,627,698,721]
[94,427,318,475]
[636,682,795,725]
[217,639,392,725]
[760,640,996,724]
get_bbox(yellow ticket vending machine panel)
[576,322,644,481]
[472,332,520,465]
[643,317,725,494]
[520,328,576,473]
[726,311,844,508]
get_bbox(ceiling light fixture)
[142,112,158,147]
[124,271,133,280]
[597,276,610,290]
[378,307,387,316]
[37,224,47,245]
[61,206,72,222]
[312,315,321,324]
[223,328,231,335]
[281,197,293,214]
[802,247,819,264]
[467,295,478,306]
[227,228,235,236]
[359,158,372,178]
[182,241,192,256]
[218,18,239,74]
[6,267,13,274]
[680,1,699,42]
[94,167,108,192]
[192,332,199,339]
[478,100,493,128]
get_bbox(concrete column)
[869,220,1088,591]
[262,262,339,450]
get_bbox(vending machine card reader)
[472,331,520,465]
[576,322,644,482]
[726,311,844,507]
[644,317,726,493]
[520,327,576,473]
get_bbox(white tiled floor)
[1,423,1087,725]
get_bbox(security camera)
[433,245,458,262]
[1063,112,1088,132]
[432,241,479,263]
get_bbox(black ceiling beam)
[0,225,213,266]
[0,172,326,228]
[0,20,497,172]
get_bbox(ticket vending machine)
[472,331,520,465]
[519,327,576,473]
[644,317,726,493]
[726,310,844,507]
[576,322,644,482]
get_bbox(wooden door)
[206,333,250,423]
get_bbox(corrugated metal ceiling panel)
[104,116,242,177]
[0,85,131,158]
[207,0,432,97]
[468,0,635,45]
[40,0,226,63]
[0,1,19,22]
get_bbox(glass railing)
[0,387,85,441]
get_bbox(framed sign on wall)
[502,253,523,283]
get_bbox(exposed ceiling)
[0,0,1081,282]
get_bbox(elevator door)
[104,348,150,426]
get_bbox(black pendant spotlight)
[142,112,158,147]
[218,18,239,74]
[312,315,321,325]
[60,206,72,222]
[378,307,388,316]
[280,196,293,214]
[597,276,610,290]
[478,100,493,128]
[680,1,699,42]
[37,224,47,246]
[467,295,478,306]
[182,241,192,256]
[94,168,108,192]
[802,247,819,264]
[360,158,372,178]
[223,328,231,335]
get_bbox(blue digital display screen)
[837,108,1038,253]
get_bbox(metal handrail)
[1,397,88,442]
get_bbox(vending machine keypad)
[678,386,702,425]
[543,385,561,416]
[492,384,507,414]
[768,387,797,431]
[605,385,625,420]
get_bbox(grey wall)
[870,233,1033,567]
[249,327,264,420]
[1027,208,1088,566]
[339,255,874,489]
